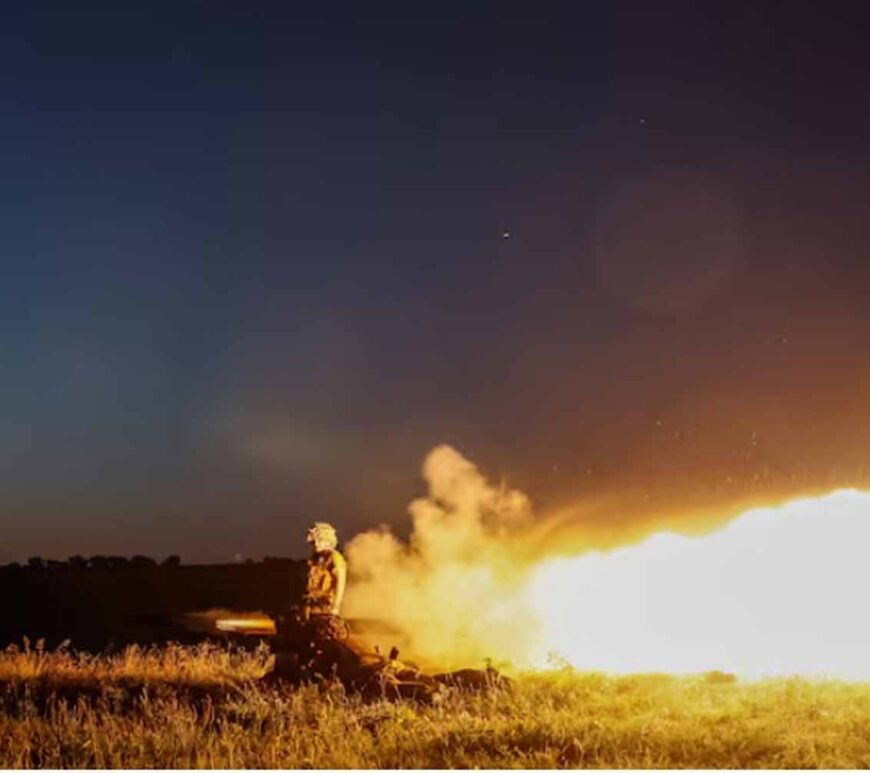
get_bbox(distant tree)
[88,555,109,570]
[264,556,294,566]
[130,555,157,568]
[27,556,45,570]
[162,554,181,568]
[68,555,88,570]
[46,559,65,570]
[106,556,129,570]
[6,561,21,570]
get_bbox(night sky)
[3,3,870,563]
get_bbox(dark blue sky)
[3,3,870,562]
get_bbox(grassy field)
[3,641,870,768]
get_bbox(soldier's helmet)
[307,521,338,552]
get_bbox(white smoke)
[342,444,542,667]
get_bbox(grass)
[3,641,870,768]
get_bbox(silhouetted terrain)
[0,557,306,651]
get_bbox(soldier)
[270,522,348,682]
[297,521,350,651]
[303,521,346,617]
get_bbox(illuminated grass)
[3,643,870,768]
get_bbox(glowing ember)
[527,489,870,679]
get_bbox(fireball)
[527,489,870,679]
[345,446,870,680]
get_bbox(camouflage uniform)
[304,549,347,617]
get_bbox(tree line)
[3,555,182,570]
[2,555,298,571]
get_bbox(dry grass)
[3,641,870,768]
[0,638,270,685]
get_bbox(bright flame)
[527,489,870,679]
[345,445,870,680]
[215,617,276,634]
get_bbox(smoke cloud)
[343,444,546,668]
